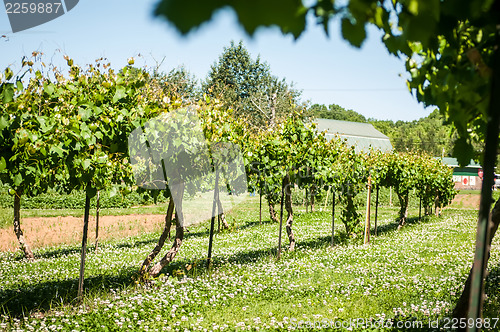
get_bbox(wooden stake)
[364,176,372,245]
[77,190,91,301]
[389,186,392,207]
[259,182,262,225]
[95,191,100,251]
[207,169,219,269]
[305,188,308,213]
[277,178,285,260]
[419,197,422,221]
[323,186,330,212]
[374,186,379,236]
[331,190,335,248]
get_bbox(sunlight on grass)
[0,199,499,331]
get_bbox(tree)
[153,0,500,320]
[371,110,456,157]
[308,103,367,123]
[203,41,300,129]
[151,65,199,101]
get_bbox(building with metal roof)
[314,118,392,153]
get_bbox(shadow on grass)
[295,233,350,249]
[0,267,137,318]
[373,216,432,237]
[32,247,82,260]
[234,218,274,231]
[10,247,84,262]
[484,262,500,317]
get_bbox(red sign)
[478,169,483,180]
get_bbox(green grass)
[0,208,9,229]
[1,198,499,331]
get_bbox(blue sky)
[0,0,433,121]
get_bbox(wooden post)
[305,188,308,213]
[277,178,285,260]
[311,186,315,212]
[77,191,91,300]
[331,190,335,248]
[364,176,372,245]
[389,186,393,207]
[419,197,422,221]
[259,182,262,225]
[323,186,330,212]
[207,169,219,269]
[374,186,379,236]
[95,191,100,251]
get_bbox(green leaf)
[408,0,419,15]
[43,82,55,95]
[341,18,366,48]
[453,137,475,167]
[78,108,92,121]
[13,173,22,186]
[109,186,118,197]
[113,86,127,103]
[16,80,23,91]
[0,157,6,171]
[4,68,13,80]
[0,115,8,131]
[2,83,14,103]
[50,145,65,157]
[82,159,91,170]
[155,0,307,39]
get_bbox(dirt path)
[0,214,167,253]
[450,193,481,209]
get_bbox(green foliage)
[0,185,165,209]
[308,103,367,123]
[0,54,165,199]
[368,150,457,222]
[151,65,199,101]
[154,0,308,38]
[405,22,496,165]
[371,110,458,157]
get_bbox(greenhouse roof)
[314,118,392,153]
[440,157,482,168]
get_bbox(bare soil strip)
[450,193,480,209]
[0,214,166,252]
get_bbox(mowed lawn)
[0,197,499,331]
